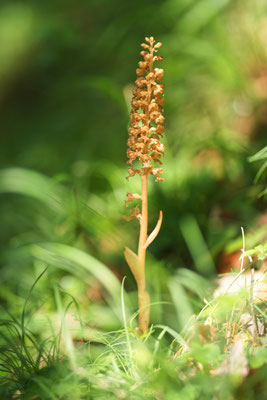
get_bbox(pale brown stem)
[136,42,156,334]
[137,174,149,333]
[138,174,148,260]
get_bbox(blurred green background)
[0,0,266,330]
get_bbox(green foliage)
[243,244,267,261]
[0,270,266,399]
[249,146,267,196]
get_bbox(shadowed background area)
[0,0,266,329]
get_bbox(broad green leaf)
[0,168,63,213]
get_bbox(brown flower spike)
[124,37,164,334]
[126,37,165,182]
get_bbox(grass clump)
[0,266,266,399]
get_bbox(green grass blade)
[30,242,125,322]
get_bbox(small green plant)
[124,36,165,334]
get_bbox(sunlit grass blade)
[180,214,215,275]
[153,324,189,351]
[168,279,194,330]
